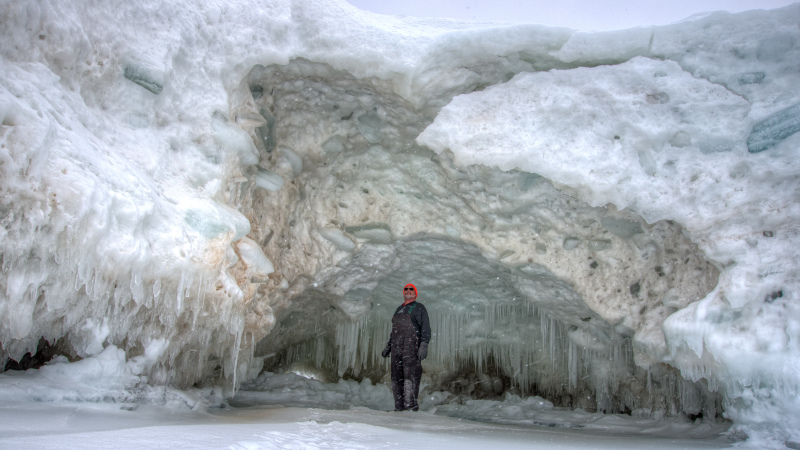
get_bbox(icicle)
[130,270,144,304]
[549,317,556,368]
[540,313,547,343]
[74,270,82,291]
[232,327,242,390]
[185,270,194,298]
[84,269,95,295]
[568,342,577,389]
[153,278,161,299]
[176,269,186,312]
[192,275,206,331]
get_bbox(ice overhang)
[239,58,721,415]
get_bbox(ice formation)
[1,0,799,446]
[232,371,731,439]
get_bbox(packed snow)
[0,366,734,449]
[1,0,799,448]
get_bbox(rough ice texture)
[747,102,800,153]
[250,56,718,419]
[417,7,800,444]
[0,0,799,446]
[232,371,731,439]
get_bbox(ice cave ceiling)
[1,0,799,443]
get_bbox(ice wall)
[416,11,800,443]
[0,0,289,389]
[1,0,799,445]
[416,8,800,444]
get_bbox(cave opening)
[254,237,723,418]
[233,58,723,420]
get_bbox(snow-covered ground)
[0,370,735,449]
[0,405,737,450]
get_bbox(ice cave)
[1,0,799,448]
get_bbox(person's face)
[403,286,416,301]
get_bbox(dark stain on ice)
[629,282,641,298]
[764,290,783,303]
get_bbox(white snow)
[1,0,799,447]
[0,367,735,449]
[0,404,736,449]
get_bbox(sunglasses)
[404,287,415,291]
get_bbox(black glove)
[381,343,391,358]
[418,342,428,360]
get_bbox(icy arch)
[258,237,723,416]
[239,59,720,416]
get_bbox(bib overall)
[390,304,423,411]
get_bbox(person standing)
[381,283,431,411]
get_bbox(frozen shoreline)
[0,403,736,449]
[0,370,735,449]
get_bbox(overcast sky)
[345,0,798,31]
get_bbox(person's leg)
[411,357,423,411]
[391,354,405,411]
[402,353,422,411]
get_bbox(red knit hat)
[403,283,418,303]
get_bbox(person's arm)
[418,304,431,344]
[415,304,431,360]
[382,336,391,357]
[382,306,400,357]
